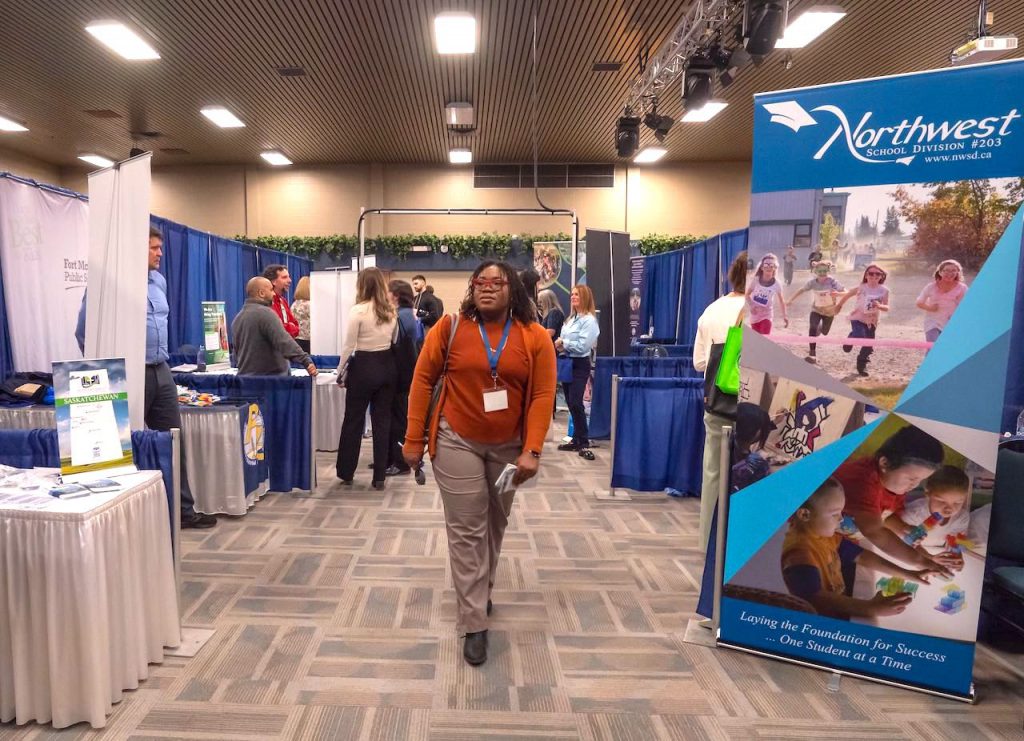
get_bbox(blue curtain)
[154,218,213,353]
[720,229,749,294]
[678,238,720,345]
[589,356,699,439]
[172,372,312,492]
[642,250,684,341]
[212,236,259,338]
[610,377,705,493]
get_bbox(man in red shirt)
[263,264,299,338]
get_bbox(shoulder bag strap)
[440,313,460,377]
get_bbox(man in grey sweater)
[232,277,318,376]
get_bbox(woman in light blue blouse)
[554,285,600,460]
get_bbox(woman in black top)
[538,289,565,340]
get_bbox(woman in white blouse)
[336,267,397,489]
[554,285,600,460]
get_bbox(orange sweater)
[404,314,557,458]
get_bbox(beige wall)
[4,151,753,242]
[387,271,470,319]
[0,146,61,185]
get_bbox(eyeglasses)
[866,271,884,277]
[472,277,509,289]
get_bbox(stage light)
[615,116,641,158]
[449,148,472,164]
[85,21,159,60]
[776,5,846,48]
[434,13,476,54]
[719,47,752,87]
[633,147,667,164]
[261,151,292,166]
[682,60,715,112]
[643,107,675,143]
[682,100,728,122]
[79,154,115,168]
[743,1,789,57]
[0,115,28,132]
[201,106,245,128]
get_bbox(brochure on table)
[720,59,1024,702]
[202,301,230,364]
[52,357,137,482]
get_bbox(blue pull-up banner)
[722,59,1024,703]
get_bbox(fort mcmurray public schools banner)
[720,59,1024,701]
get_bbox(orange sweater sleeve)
[403,315,452,456]
[522,324,557,455]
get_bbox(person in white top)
[693,252,748,551]
[915,259,968,343]
[336,267,398,489]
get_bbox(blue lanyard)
[478,318,512,376]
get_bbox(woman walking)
[385,279,421,476]
[336,267,397,490]
[915,259,968,343]
[836,264,890,377]
[555,285,600,461]
[403,262,556,665]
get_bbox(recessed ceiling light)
[261,151,292,166]
[201,106,245,128]
[0,115,28,132]
[775,6,847,49]
[85,21,160,60]
[434,13,476,54]
[633,147,667,164]
[449,148,472,164]
[79,154,115,168]
[682,100,729,122]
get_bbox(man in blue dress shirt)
[76,226,216,528]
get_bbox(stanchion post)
[712,424,732,634]
[595,374,631,501]
[170,427,183,618]
[309,375,317,493]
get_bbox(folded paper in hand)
[494,463,537,496]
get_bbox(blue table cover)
[589,356,699,439]
[610,377,705,494]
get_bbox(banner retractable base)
[717,640,977,705]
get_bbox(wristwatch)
[528,449,542,459]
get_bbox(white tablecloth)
[0,471,180,728]
[314,374,345,451]
[180,405,267,516]
[0,406,55,430]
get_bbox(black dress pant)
[144,362,196,516]
[389,390,410,469]
[336,349,396,482]
[562,356,592,448]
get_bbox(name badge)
[483,387,509,413]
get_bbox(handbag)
[336,354,353,387]
[556,356,574,383]
[423,313,460,439]
[703,311,743,419]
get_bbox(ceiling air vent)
[84,109,122,118]
[277,66,306,77]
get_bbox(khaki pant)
[433,420,521,634]
[700,411,729,551]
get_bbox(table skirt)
[0,473,180,728]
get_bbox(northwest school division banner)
[721,59,1024,701]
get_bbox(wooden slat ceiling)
[0,0,1022,167]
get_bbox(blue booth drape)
[0,428,176,543]
[719,229,749,295]
[610,377,705,494]
[641,250,683,341]
[172,372,311,492]
[152,216,312,353]
[679,237,720,346]
[589,356,699,439]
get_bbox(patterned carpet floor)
[3,421,1023,740]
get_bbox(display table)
[180,402,269,515]
[0,470,180,729]
[0,405,54,430]
[172,370,313,492]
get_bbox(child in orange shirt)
[781,478,938,620]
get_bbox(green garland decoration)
[232,232,707,261]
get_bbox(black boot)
[463,630,488,665]
[856,359,869,377]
